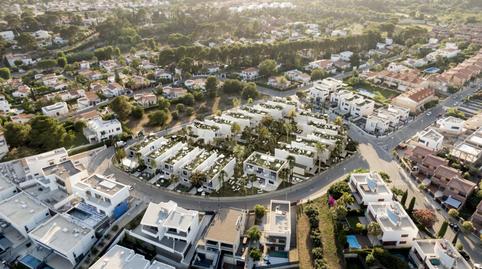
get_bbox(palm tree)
[190,171,207,188]
[286,155,295,183]
[218,170,227,190]
[283,122,293,142]
[315,142,327,172]
[247,225,262,242]
[367,221,382,237]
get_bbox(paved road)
[91,79,481,261]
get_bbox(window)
[399,241,407,244]
[401,234,408,237]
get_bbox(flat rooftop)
[203,208,246,245]
[76,174,128,196]
[267,200,291,234]
[90,245,175,269]
[42,160,84,180]
[419,128,443,141]
[0,192,48,227]
[413,239,471,269]
[141,201,198,232]
[369,201,418,232]
[351,172,392,196]
[29,214,93,254]
[0,175,14,192]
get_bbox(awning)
[444,196,462,209]
[422,178,431,185]
[434,191,444,198]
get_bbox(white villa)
[349,172,393,205]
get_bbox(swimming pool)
[346,235,362,249]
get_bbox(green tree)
[190,171,207,188]
[148,110,168,126]
[461,221,474,232]
[57,57,67,68]
[412,209,437,228]
[448,209,459,218]
[367,221,382,237]
[366,253,376,265]
[310,68,327,81]
[249,248,262,261]
[110,96,132,121]
[28,116,68,151]
[0,67,11,80]
[241,82,259,100]
[437,221,448,238]
[231,123,241,137]
[4,122,31,147]
[222,79,244,94]
[400,190,408,207]
[328,181,350,199]
[205,76,218,98]
[407,197,416,213]
[258,59,277,77]
[247,226,262,241]
[17,33,37,50]
[131,106,144,119]
[254,204,266,219]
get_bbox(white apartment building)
[90,245,175,269]
[179,150,218,185]
[204,117,234,138]
[417,128,444,150]
[365,114,391,134]
[0,192,50,238]
[189,121,221,144]
[437,116,465,135]
[264,200,291,252]
[137,201,200,261]
[366,201,419,247]
[409,239,471,269]
[296,110,329,126]
[267,98,298,116]
[255,103,284,120]
[243,152,288,191]
[349,172,393,205]
[202,155,236,192]
[221,111,252,130]
[41,101,69,117]
[73,174,130,217]
[309,78,344,106]
[275,142,317,175]
[40,160,88,194]
[23,148,69,179]
[29,214,96,266]
[83,117,122,143]
[127,136,168,160]
[240,67,259,81]
[146,140,185,171]
[238,106,269,126]
[161,145,204,177]
[195,208,247,268]
[334,90,374,117]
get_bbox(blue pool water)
[346,235,362,249]
[424,67,440,74]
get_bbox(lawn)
[296,207,313,269]
[65,131,89,149]
[316,195,344,269]
[352,80,400,103]
[296,196,344,269]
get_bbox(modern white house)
[221,111,252,130]
[408,239,471,269]
[0,192,50,238]
[267,98,298,116]
[335,90,374,117]
[243,152,288,191]
[309,78,344,106]
[365,114,391,135]
[263,200,291,252]
[83,117,122,143]
[436,116,465,135]
[194,208,247,268]
[202,155,236,192]
[73,174,130,218]
[135,201,200,263]
[417,128,444,150]
[349,172,393,205]
[450,142,482,164]
[41,101,69,117]
[40,160,89,194]
[90,245,175,269]
[0,95,11,113]
[188,121,221,144]
[284,69,310,83]
[0,31,15,41]
[255,103,284,120]
[366,201,419,248]
[29,214,96,266]
[23,148,69,180]
[127,136,168,160]
[240,67,259,81]
[146,140,185,172]
[275,142,317,175]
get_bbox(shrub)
[355,223,366,234]
[448,209,459,218]
[366,253,376,265]
[462,221,474,232]
[328,181,350,199]
[412,209,437,228]
[312,247,324,260]
[310,229,323,248]
[437,221,448,238]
